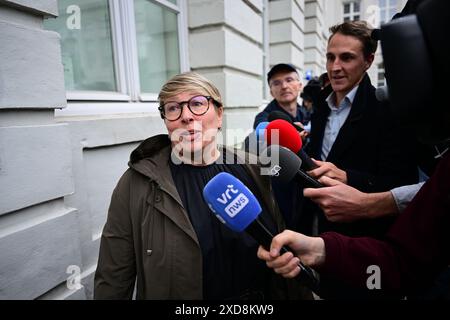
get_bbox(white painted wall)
[188,0,264,144]
[269,0,305,73]
[0,0,83,300]
[0,0,167,300]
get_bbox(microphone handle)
[293,123,304,132]
[246,219,321,295]
[296,169,324,188]
[297,150,318,171]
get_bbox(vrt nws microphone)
[375,85,389,102]
[203,172,320,295]
[255,121,269,142]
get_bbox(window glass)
[44,0,117,91]
[344,3,350,14]
[135,0,181,93]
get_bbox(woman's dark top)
[169,149,277,299]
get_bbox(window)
[44,0,188,111]
[379,0,398,24]
[343,1,361,22]
[44,0,117,93]
[377,62,386,87]
[135,0,180,95]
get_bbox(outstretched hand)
[304,176,369,222]
[307,159,348,184]
[257,230,326,278]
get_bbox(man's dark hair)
[329,21,378,59]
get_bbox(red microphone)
[265,119,302,153]
[265,119,318,171]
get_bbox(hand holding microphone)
[306,158,348,184]
[267,111,309,141]
[203,172,320,295]
[304,176,373,223]
[256,230,326,280]
[264,118,347,184]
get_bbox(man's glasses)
[159,95,216,121]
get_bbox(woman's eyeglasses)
[159,95,216,121]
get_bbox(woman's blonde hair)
[158,72,223,109]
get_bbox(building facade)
[0,0,406,299]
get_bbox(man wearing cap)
[250,64,306,231]
[253,64,304,130]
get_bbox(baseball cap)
[267,63,298,84]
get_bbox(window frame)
[342,1,361,22]
[56,0,189,117]
[262,0,270,101]
[377,62,386,87]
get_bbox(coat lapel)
[153,149,200,246]
[307,85,332,159]
[132,140,200,246]
[326,74,370,162]
[310,104,330,159]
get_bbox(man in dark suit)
[304,20,418,236]
[301,21,418,299]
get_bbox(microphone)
[265,119,318,171]
[255,121,269,142]
[262,145,323,188]
[375,85,389,102]
[203,172,320,294]
[268,110,304,132]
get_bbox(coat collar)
[129,134,183,204]
[128,135,281,245]
[129,135,200,244]
[265,99,303,122]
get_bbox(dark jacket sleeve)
[94,170,136,299]
[253,110,269,129]
[318,153,450,294]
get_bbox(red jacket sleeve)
[317,153,450,294]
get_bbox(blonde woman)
[94,72,311,300]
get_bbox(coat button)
[155,195,161,202]
[147,249,153,256]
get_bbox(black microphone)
[262,145,324,188]
[268,110,304,132]
[265,119,319,171]
[297,149,319,172]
